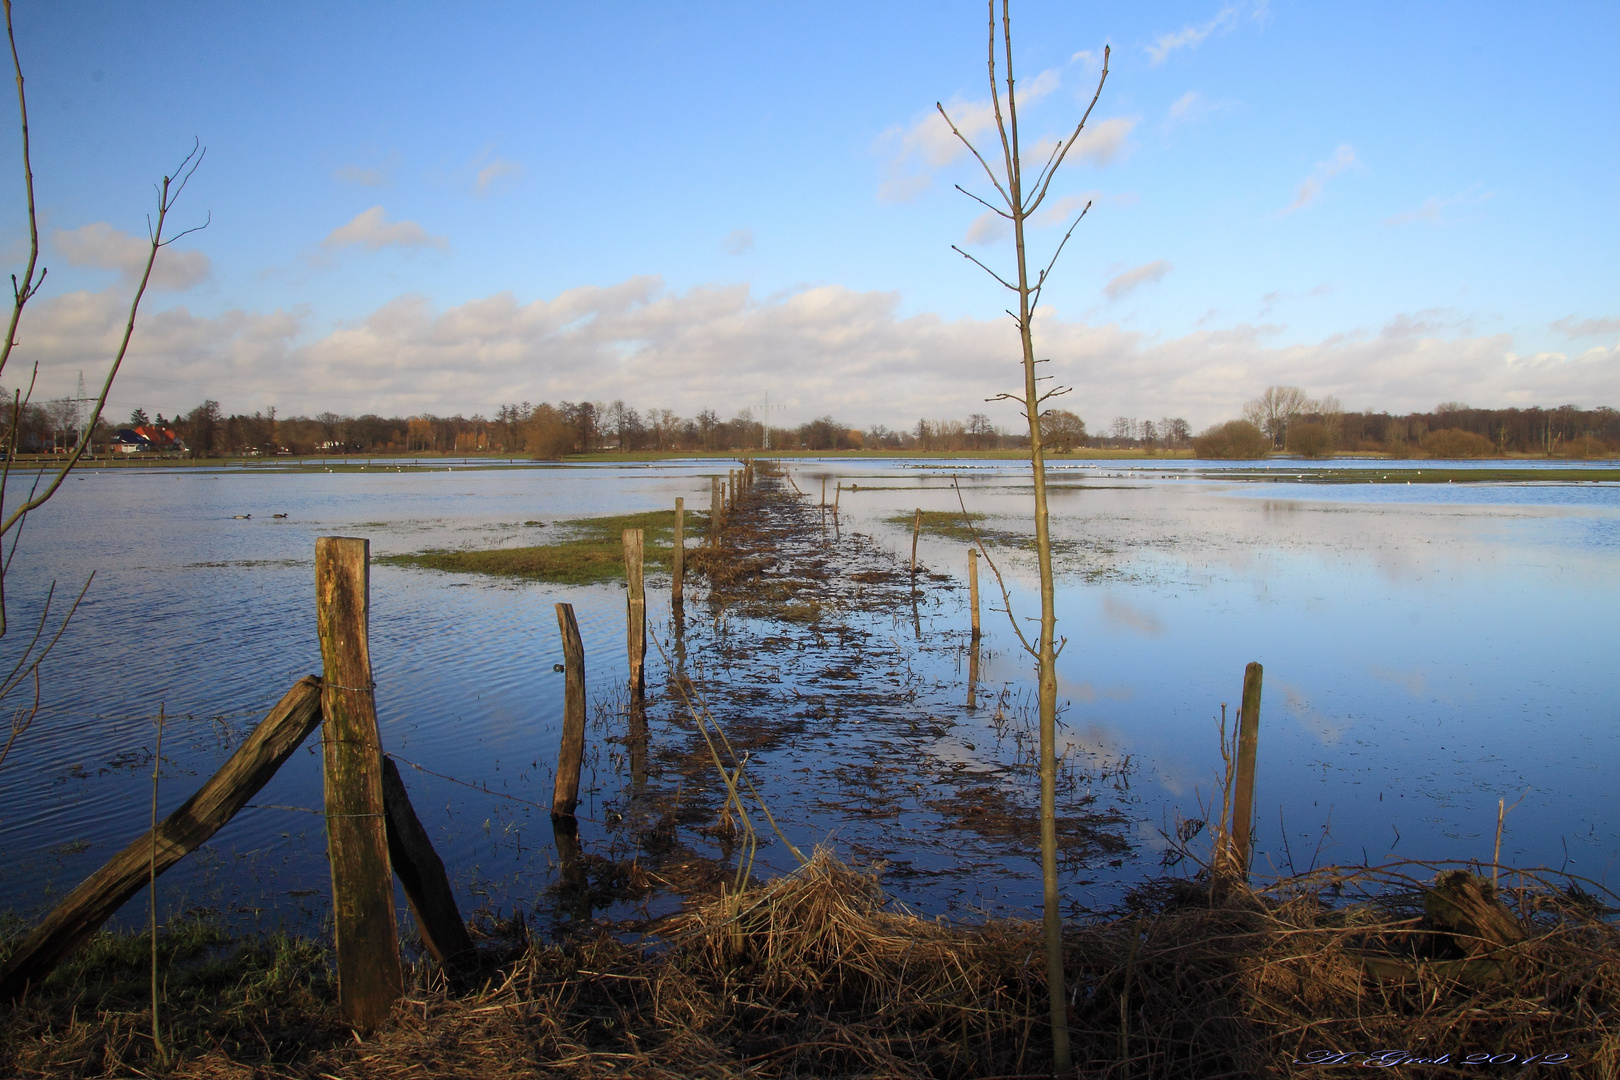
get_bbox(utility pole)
[759,391,787,450]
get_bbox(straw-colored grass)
[5,852,1616,1078]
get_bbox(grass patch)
[1206,467,1620,484]
[883,509,1047,551]
[378,509,708,585]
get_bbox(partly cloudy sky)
[4,1,1616,430]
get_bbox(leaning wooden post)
[1229,661,1264,882]
[0,678,323,1003]
[968,548,981,640]
[552,602,587,817]
[910,508,923,577]
[672,497,685,606]
[624,528,646,701]
[381,758,474,970]
[315,536,403,1031]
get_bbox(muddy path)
[575,466,1137,927]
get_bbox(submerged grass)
[376,509,709,584]
[4,854,1616,1078]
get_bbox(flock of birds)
[231,513,290,520]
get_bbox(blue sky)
[4,1,1616,431]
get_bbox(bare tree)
[937,2,1108,1069]
[1243,385,1310,448]
[0,0,205,769]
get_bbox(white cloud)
[875,68,1065,201]
[18,280,1620,430]
[1281,144,1359,215]
[476,157,523,195]
[1029,192,1097,228]
[1551,315,1620,340]
[1383,183,1493,226]
[722,228,754,256]
[53,222,211,292]
[321,207,448,252]
[335,151,399,188]
[964,210,1009,246]
[1163,90,1233,130]
[1104,259,1173,301]
[1146,6,1239,65]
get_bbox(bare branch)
[950,245,1018,292]
[1037,385,1073,404]
[952,184,1012,219]
[0,0,41,387]
[1028,202,1091,309]
[1024,44,1110,217]
[935,102,1012,208]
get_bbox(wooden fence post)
[672,497,685,606]
[552,602,587,817]
[316,536,403,1031]
[1229,661,1264,881]
[968,548,981,640]
[0,678,323,1003]
[711,476,723,545]
[910,508,923,577]
[821,476,827,507]
[834,481,841,513]
[381,758,474,969]
[624,528,646,701]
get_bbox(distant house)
[112,425,186,454]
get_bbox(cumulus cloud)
[53,222,211,291]
[17,279,1620,428]
[321,207,448,252]
[722,228,754,256]
[1104,259,1173,301]
[964,210,1009,246]
[1282,144,1359,215]
[1146,6,1240,65]
[1383,183,1493,226]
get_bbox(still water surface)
[1,458,1614,934]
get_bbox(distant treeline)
[7,392,1188,458]
[7,386,1612,459]
[1193,389,1619,459]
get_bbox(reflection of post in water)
[967,638,981,709]
[627,698,648,796]
[911,590,922,639]
[548,812,591,923]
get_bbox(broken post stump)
[553,602,587,817]
[1228,661,1263,881]
[0,677,323,1003]
[381,758,474,970]
[316,535,403,1031]
[624,527,646,701]
[672,497,685,607]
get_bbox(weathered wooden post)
[672,497,685,607]
[1229,661,1264,881]
[821,476,827,507]
[552,602,587,817]
[624,528,646,701]
[711,476,722,546]
[380,759,474,970]
[968,548,981,639]
[910,508,923,577]
[0,678,323,1003]
[834,481,841,513]
[315,536,403,1031]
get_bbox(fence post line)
[968,548,981,640]
[552,602,587,817]
[672,497,685,607]
[1229,661,1264,881]
[315,535,403,1031]
[624,528,646,702]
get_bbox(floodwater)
[0,457,1615,940]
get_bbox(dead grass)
[4,853,1616,1078]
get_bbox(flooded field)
[1,457,1615,941]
